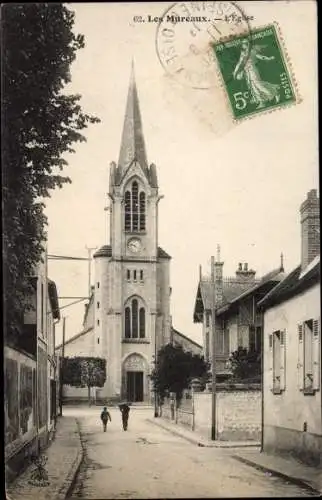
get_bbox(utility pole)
[85,246,97,298]
[211,255,217,441]
[154,337,158,418]
[59,317,66,417]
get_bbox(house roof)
[94,245,171,259]
[193,278,257,322]
[172,327,202,350]
[216,267,285,316]
[258,256,320,310]
[55,326,93,351]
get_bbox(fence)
[159,383,261,441]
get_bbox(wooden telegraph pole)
[211,255,217,441]
[59,317,66,416]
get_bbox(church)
[57,64,202,404]
[86,64,172,404]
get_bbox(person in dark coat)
[100,406,112,432]
[118,402,130,431]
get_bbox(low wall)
[194,392,212,439]
[216,389,261,441]
[160,387,261,441]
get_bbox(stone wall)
[216,388,261,441]
[193,385,261,441]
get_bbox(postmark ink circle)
[156,1,252,89]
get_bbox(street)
[65,407,314,499]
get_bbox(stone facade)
[262,281,321,466]
[90,65,172,403]
[260,190,321,467]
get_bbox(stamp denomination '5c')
[213,25,297,119]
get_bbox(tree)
[2,4,100,342]
[229,347,261,382]
[62,357,106,406]
[150,343,209,404]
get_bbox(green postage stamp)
[213,25,296,120]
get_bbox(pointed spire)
[280,252,284,272]
[118,61,148,172]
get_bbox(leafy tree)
[150,343,209,404]
[2,4,100,342]
[229,347,261,382]
[62,357,106,406]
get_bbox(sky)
[45,1,318,348]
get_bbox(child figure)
[100,406,112,432]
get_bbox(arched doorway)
[122,354,147,402]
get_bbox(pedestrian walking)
[118,402,130,431]
[100,406,112,432]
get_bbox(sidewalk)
[148,417,322,496]
[6,416,83,500]
[147,417,260,448]
[232,449,322,496]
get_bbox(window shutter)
[297,324,304,390]
[280,329,286,391]
[312,319,320,391]
[268,334,273,390]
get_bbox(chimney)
[300,189,320,269]
[213,245,224,305]
[236,262,256,281]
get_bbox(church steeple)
[118,61,148,173]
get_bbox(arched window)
[132,299,138,338]
[124,298,146,339]
[139,192,146,230]
[124,181,146,232]
[125,191,131,231]
[139,308,145,338]
[125,307,131,338]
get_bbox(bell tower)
[94,63,171,403]
[109,62,159,262]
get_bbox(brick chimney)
[235,262,256,281]
[211,245,224,305]
[300,189,320,269]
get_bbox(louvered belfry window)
[124,181,146,232]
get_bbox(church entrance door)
[127,371,143,402]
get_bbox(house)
[55,326,96,403]
[171,327,203,356]
[259,189,321,466]
[5,251,60,480]
[215,260,286,378]
[193,252,261,378]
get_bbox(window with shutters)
[304,320,313,390]
[298,318,320,394]
[269,329,286,394]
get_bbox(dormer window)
[124,181,146,232]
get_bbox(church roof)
[93,245,171,259]
[117,62,148,175]
[55,326,93,350]
[172,327,202,350]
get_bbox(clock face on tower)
[127,238,142,254]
